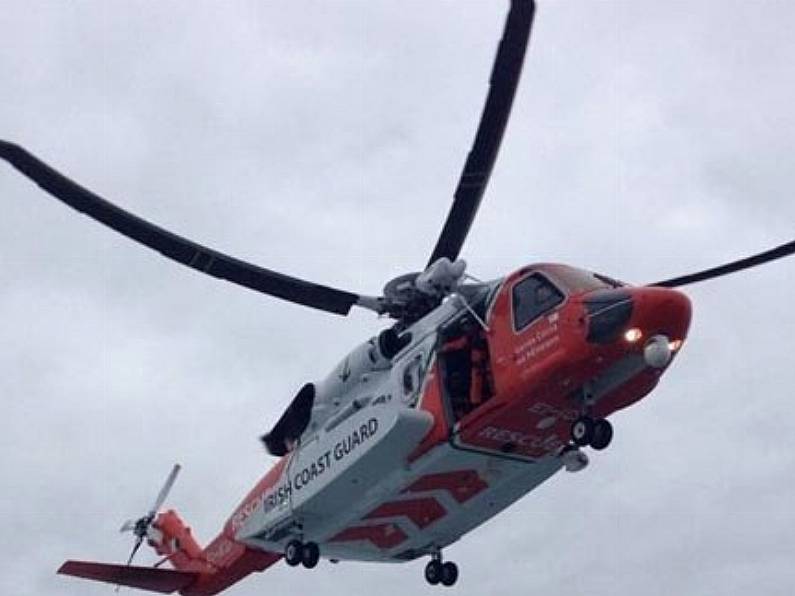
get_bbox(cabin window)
[402,354,424,403]
[372,393,392,406]
[512,273,564,331]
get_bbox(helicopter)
[2,0,795,594]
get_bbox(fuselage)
[210,263,691,567]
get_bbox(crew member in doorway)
[442,325,493,421]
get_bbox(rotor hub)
[381,258,467,324]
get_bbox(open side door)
[260,383,316,456]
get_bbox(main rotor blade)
[650,239,795,288]
[147,464,181,519]
[426,0,536,268]
[0,141,376,316]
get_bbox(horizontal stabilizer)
[58,560,198,594]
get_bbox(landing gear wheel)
[284,540,303,567]
[571,416,594,447]
[301,542,320,569]
[440,561,459,587]
[590,419,613,450]
[424,560,443,585]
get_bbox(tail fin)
[147,509,213,573]
[59,509,282,594]
[60,510,212,594]
[58,561,197,594]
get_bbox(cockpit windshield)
[544,265,625,295]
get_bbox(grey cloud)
[2,2,795,595]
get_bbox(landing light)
[669,339,683,352]
[624,328,643,343]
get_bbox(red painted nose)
[584,287,691,347]
[629,287,692,344]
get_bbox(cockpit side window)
[512,273,564,331]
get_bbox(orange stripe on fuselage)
[364,497,447,529]
[175,457,292,595]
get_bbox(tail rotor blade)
[116,535,145,592]
[125,535,144,568]
[650,239,795,288]
[147,464,181,518]
[117,464,182,574]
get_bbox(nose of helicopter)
[584,286,692,362]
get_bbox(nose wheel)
[424,553,459,587]
[284,539,320,569]
[570,416,613,450]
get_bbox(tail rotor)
[119,464,181,567]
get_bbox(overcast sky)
[2,1,795,595]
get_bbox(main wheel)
[424,560,443,585]
[301,542,320,569]
[284,540,303,567]
[590,419,613,450]
[440,561,459,587]
[571,416,594,447]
